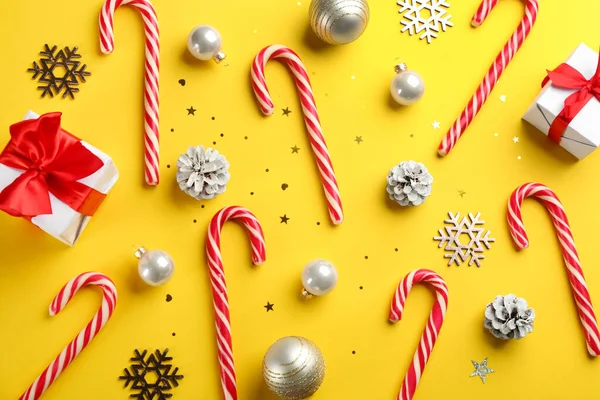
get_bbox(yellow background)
[1,0,600,398]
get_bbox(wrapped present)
[0,111,118,245]
[523,43,600,159]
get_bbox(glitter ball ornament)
[386,161,433,206]
[309,0,370,45]
[390,63,425,106]
[176,146,230,200]
[301,259,338,299]
[263,336,326,399]
[484,294,535,340]
[187,25,226,63]
[135,246,175,286]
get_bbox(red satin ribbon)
[0,112,105,218]
[542,52,600,143]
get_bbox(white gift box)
[522,43,600,159]
[0,111,119,245]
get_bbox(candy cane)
[389,269,449,400]
[99,0,161,185]
[251,45,343,225]
[20,272,117,400]
[205,206,266,400]
[508,183,600,356]
[438,0,539,156]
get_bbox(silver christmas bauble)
[390,64,425,106]
[309,0,370,45]
[301,259,338,298]
[135,247,175,286]
[187,25,226,63]
[263,336,326,399]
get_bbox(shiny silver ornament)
[309,0,370,45]
[187,25,226,63]
[135,246,175,286]
[390,63,425,106]
[263,336,326,400]
[301,259,338,299]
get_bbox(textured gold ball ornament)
[309,0,370,45]
[263,336,326,399]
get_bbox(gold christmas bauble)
[262,336,326,399]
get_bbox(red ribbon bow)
[542,53,600,143]
[0,112,105,218]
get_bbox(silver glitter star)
[470,358,495,383]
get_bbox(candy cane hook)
[508,183,600,356]
[438,0,539,156]
[251,45,344,225]
[389,269,449,400]
[99,0,161,185]
[19,272,117,400]
[205,206,266,400]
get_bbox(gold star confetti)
[354,136,363,144]
[432,120,441,129]
[512,136,519,143]
[291,145,300,154]
[470,358,495,383]
[282,107,292,116]
[458,190,466,197]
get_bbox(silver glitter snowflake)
[397,0,453,44]
[433,212,495,267]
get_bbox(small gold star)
[458,190,466,197]
[470,358,495,383]
[280,214,290,224]
[291,145,300,154]
[282,107,292,116]
[432,120,441,129]
[186,106,196,116]
[512,136,519,143]
[264,302,274,312]
[354,136,363,144]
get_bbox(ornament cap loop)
[301,288,314,300]
[214,51,226,63]
[134,246,148,259]
[394,63,408,73]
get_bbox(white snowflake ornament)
[176,146,230,200]
[398,0,453,44]
[434,212,495,266]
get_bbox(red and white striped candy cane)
[99,0,161,185]
[508,183,600,356]
[205,206,266,400]
[20,272,117,400]
[251,45,343,225]
[438,0,539,156]
[389,269,449,400]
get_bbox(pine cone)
[386,161,433,206]
[484,294,535,340]
[176,146,230,200]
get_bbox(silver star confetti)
[470,358,495,383]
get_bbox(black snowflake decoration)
[28,44,91,99]
[120,349,184,399]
